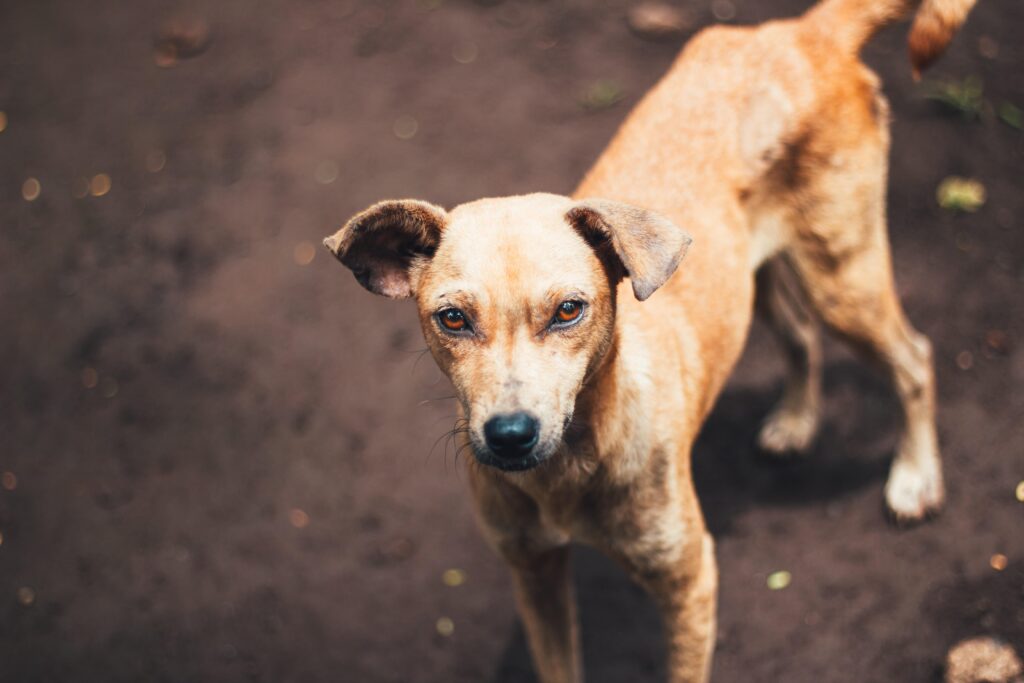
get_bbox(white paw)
[757,408,818,455]
[884,456,945,524]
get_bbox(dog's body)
[325,0,977,680]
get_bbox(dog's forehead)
[430,194,598,289]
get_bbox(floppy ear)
[565,199,692,301]
[323,199,448,299]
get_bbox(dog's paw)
[757,408,818,456]
[884,457,945,525]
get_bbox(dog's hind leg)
[784,89,943,522]
[755,255,823,455]
[794,233,942,523]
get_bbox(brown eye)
[553,300,584,326]
[438,308,469,332]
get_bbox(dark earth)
[1,0,1022,681]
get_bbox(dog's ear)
[323,200,448,299]
[566,199,692,301]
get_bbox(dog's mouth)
[469,438,555,473]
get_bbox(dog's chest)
[530,458,678,554]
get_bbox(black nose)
[484,412,540,459]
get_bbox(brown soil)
[0,0,1021,681]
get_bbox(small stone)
[17,587,35,606]
[627,3,692,40]
[393,115,419,140]
[946,637,1022,683]
[978,35,999,60]
[452,41,478,64]
[374,537,416,564]
[293,242,316,266]
[442,568,466,587]
[146,150,167,173]
[711,0,736,21]
[289,508,310,528]
[22,177,41,201]
[155,16,211,65]
[90,173,112,197]
[985,330,1010,354]
[81,367,99,389]
[0,111,7,133]
[956,351,974,371]
[436,616,455,636]
[1015,481,1024,503]
[314,161,339,185]
[990,553,1008,571]
[766,570,791,590]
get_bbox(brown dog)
[324,0,977,680]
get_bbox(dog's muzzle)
[478,411,542,471]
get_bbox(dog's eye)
[437,308,470,333]
[551,300,585,327]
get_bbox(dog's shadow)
[490,359,896,682]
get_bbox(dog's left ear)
[566,199,693,301]
[323,199,448,299]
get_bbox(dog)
[324,0,977,680]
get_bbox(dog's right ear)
[566,199,692,301]
[323,200,448,299]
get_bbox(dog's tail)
[807,0,978,76]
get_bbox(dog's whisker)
[417,394,457,407]
[410,347,432,376]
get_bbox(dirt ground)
[0,0,1021,681]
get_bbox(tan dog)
[324,0,976,680]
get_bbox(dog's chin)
[471,442,556,473]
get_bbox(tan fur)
[324,1,977,680]
[807,0,977,75]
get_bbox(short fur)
[324,0,976,680]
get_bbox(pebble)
[989,553,1008,571]
[436,616,454,636]
[767,570,791,590]
[442,568,466,587]
[393,116,418,140]
[289,508,310,528]
[22,178,41,201]
[17,587,35,606]
[90,173,111,197]
[946,637,1022,683]
[627,3,692,40]
[155,15,212,68]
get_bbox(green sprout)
[925,77,985,119]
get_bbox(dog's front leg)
[469,469,582,683]
[659,532,718,683]
[622,528,718,683]
[507,545,582,683]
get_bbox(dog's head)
[324,193,691,472]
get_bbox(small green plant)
[579,81,625,111]
[925,77,985,119]
[936,176,986,213]
[998,102,1023,130]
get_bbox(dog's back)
[577,0,978,522]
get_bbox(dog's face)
[325,193,690,472]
